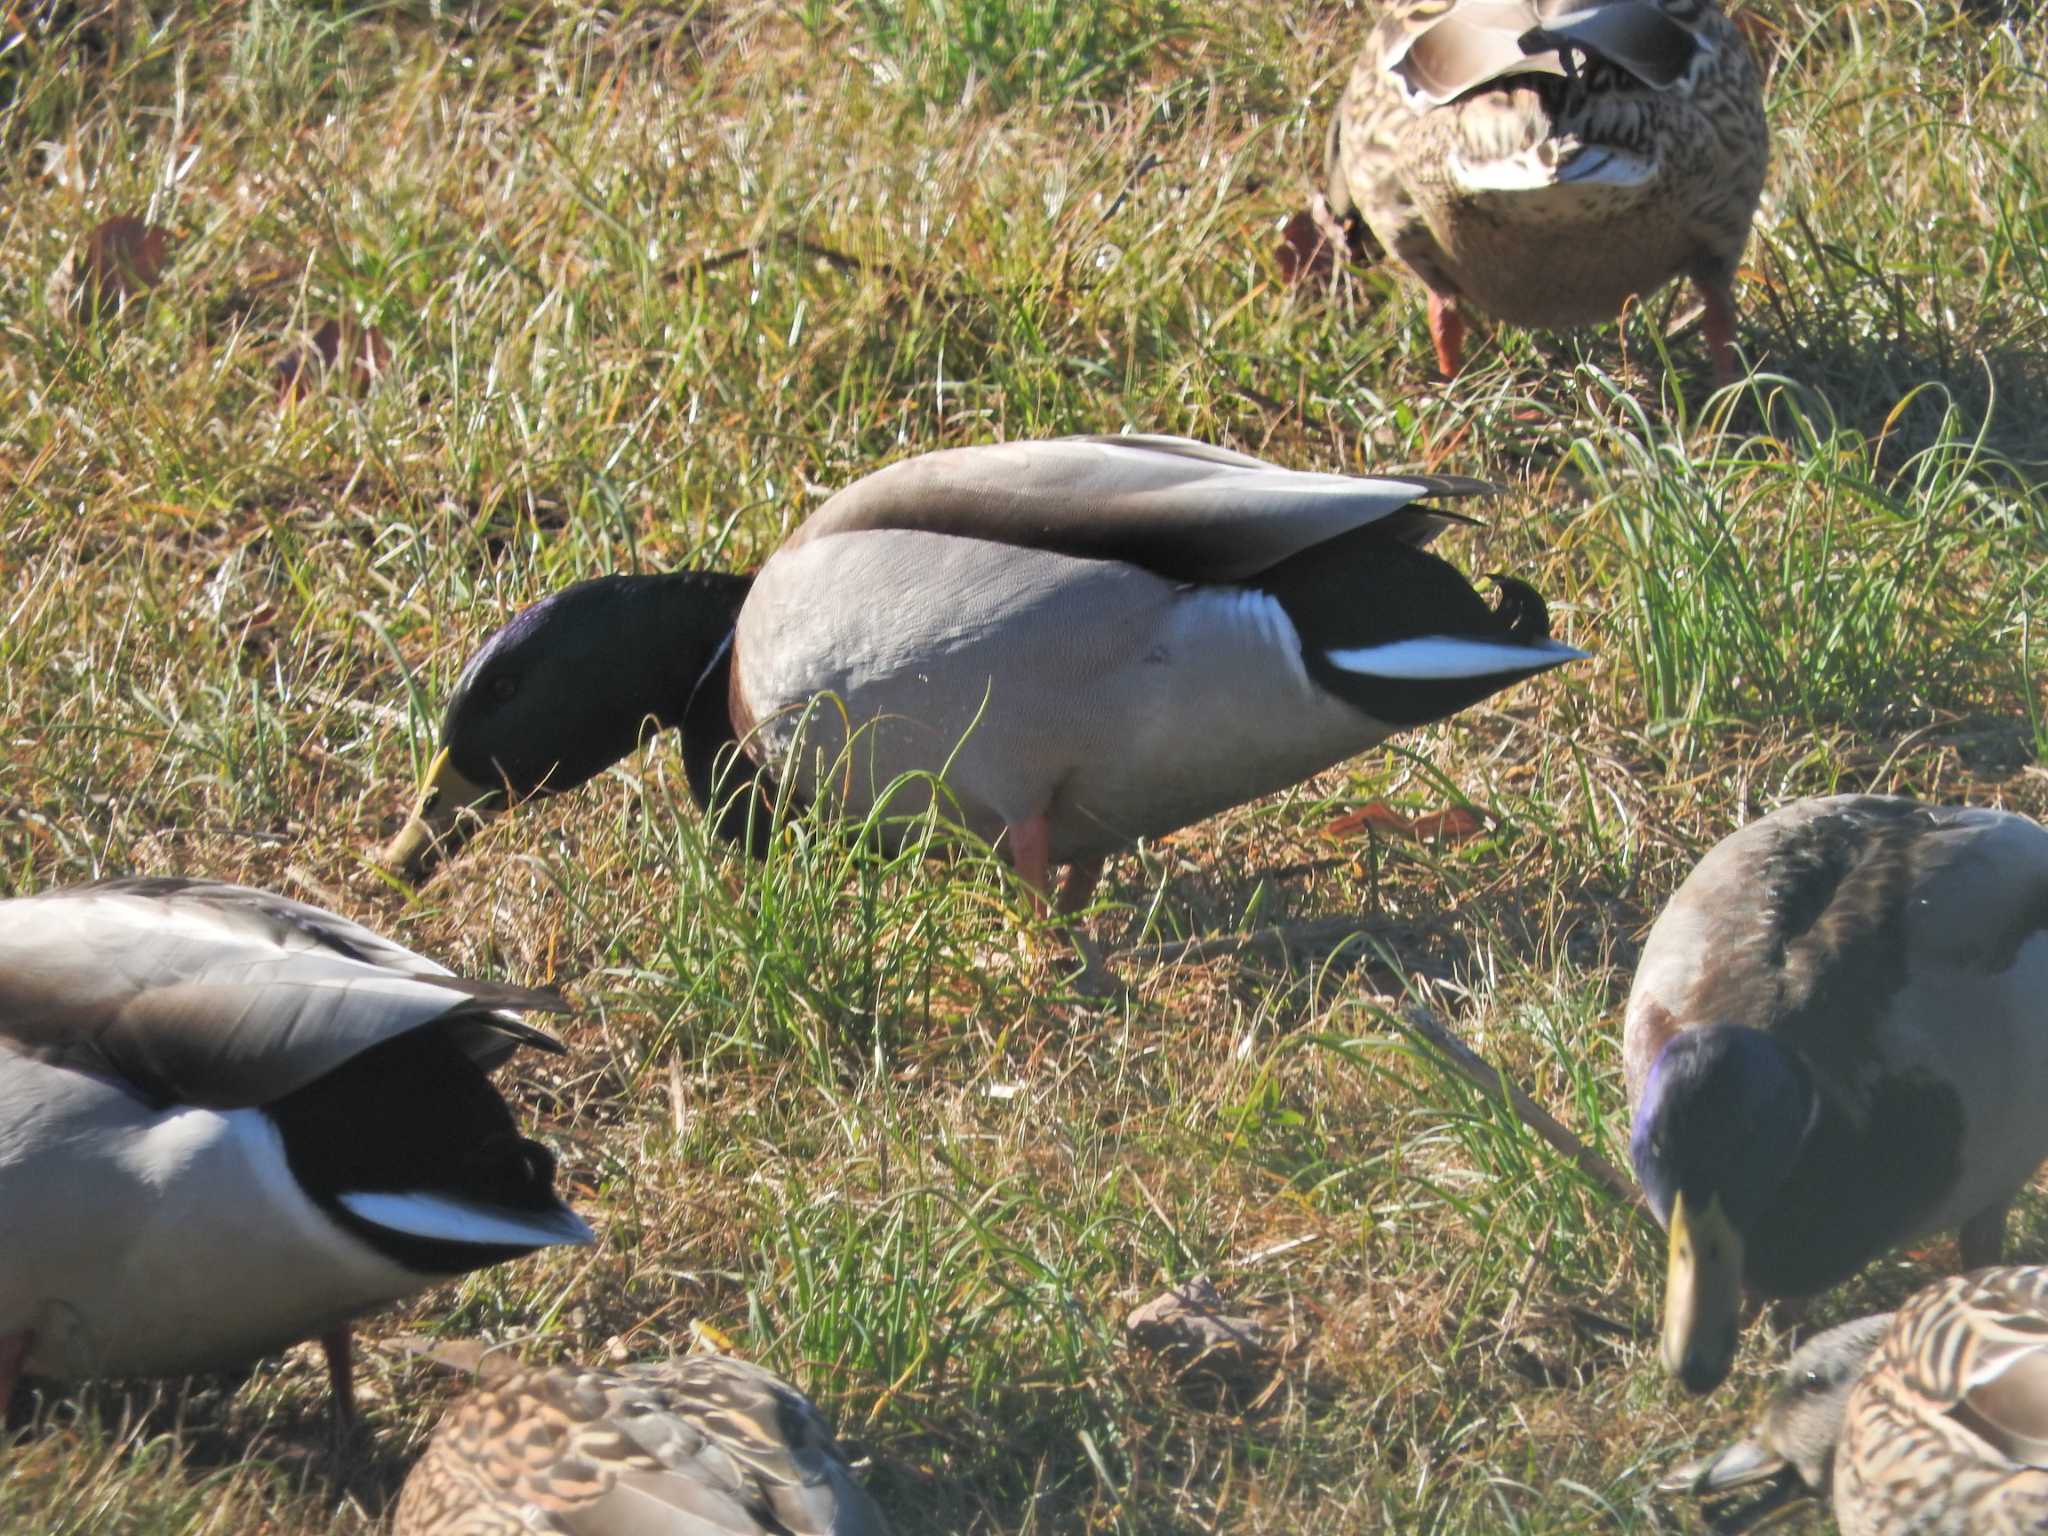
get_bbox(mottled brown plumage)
[1322,0,1768,378]
[1684,1267,2048,1535]
[393,1353,890,1536]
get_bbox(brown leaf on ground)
[1274,193,1378,285]
[1275,208,1334,285]
[1323,802,1486,843]
[55,215,173,318]
[1125,1276,1275,1398]
[273,318,392,401]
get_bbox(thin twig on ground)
[1399,1003,1654,1228]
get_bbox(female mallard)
[1625,796,2048,1395]
[1320,0,1768,380]
[1681,1266,2048,1535]
[383,435,1585,904]
[0,878,592,1419]
[393,1351,890,1535]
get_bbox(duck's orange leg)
[1699,279,1741,386]
[1006,816,1053,908]
[1429,291,1465,379]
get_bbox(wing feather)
[0,878,566,1108]
[784,435,1494,580]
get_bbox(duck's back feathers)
[395,1354,889,1536]
[1624,798,2048,1105]
[1840,1268,2048,1533]
[0,877,567,1110]
[784,435,1494,581]
[736,438,1576,868]
[1382,0,1707,107]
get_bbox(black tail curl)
[1487,575,1554,645]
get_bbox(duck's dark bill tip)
[1682,1437,1790,1495]
[1674,1354,1735,1396]
[379,753,504,880]
[379,814,448,880]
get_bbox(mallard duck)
[0,877,592,1420]
[1625,796,2048,1395]
[393,1351,891,1535]
[1680,1266,2048,1535]
[1320,0,1768,380]
[382,434,1586,903]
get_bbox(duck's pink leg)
[1699,279,1741,386]
[1429,291,1465,379]
[321,1326,356,1426]
[1005,816,1053,909]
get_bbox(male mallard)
[1625,796,2048,1395]
[1680,1266,2048,1535]
[382,434,1586,904]
[393,1351,890,1535]
[0,877,592,1419]
[1320,0,1768,380]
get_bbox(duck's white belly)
[736,531,1379,865]
[0,1064,425,1381]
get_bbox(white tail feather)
[338,1191,594,1249]
[1325,636,1588,680]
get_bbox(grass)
[2,0,2046,1530]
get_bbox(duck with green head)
[383,435,1587,901]
[1626,795,2048,1396]
[382,569,765,879]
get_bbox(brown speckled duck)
[383,435,1585,906]
[1320,0,1768,380]
[393,1352,890,1536]
[1679,1266,2048,1535]
[1626,797,2048,1396]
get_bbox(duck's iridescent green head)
[382,572,751,880]
[1631,1024,1816,1394]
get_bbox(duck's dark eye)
[1801,1369,1825,1392]
[491,675,519,703]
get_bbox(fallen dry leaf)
[273,317,392,401]
[1125,1275,1274,1394]
[1274,207,1333,285]
[1323,802,1486,844]
[55,215,173,318]
[1273,193,1378,286]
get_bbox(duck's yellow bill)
[1662,1190,1744,1395]
[379,746,501,881]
